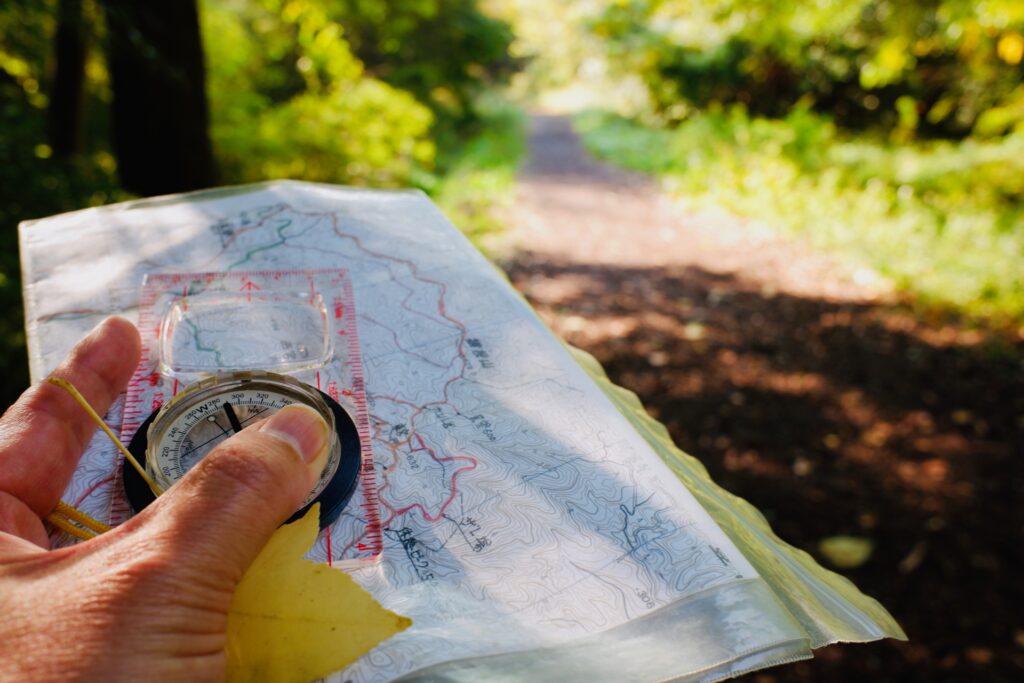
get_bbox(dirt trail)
[497,114,1024,682]
[500,114,888,302]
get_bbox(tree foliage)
[329,0,516,123]
[578,107,1024,320]
[0,0,518,408]
[203,0,515,185]
[204,0,435,186]
[592,0,1024,137]
[564,0,1024,322]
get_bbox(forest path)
[497,113,888,304]
[495,114,1024,682]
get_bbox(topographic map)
[21,182,816,682]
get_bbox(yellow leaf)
[818,535,874,569]
[226,505,411,682]
[997,32,1024,65]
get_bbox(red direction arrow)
[240,279,260,303]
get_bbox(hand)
[0,318,330,681]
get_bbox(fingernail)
[260,405,329,465]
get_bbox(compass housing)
[124,371,361,529]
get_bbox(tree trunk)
[101,0,216,196]
[49,0,87,157]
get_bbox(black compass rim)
[123,388,362,530]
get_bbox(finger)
[0,317,141,516]
[126,405,330,583]
[0,491,49,548]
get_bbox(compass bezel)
[123,371,361,529]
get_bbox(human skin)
[0,317,330,681]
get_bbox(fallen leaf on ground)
[819,535,874,569]
[226,504,411,682]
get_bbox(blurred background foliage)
[591,0,1024,137]
[1,0,1022,392]
[0,0,521,403]
[203,0,436,186]
[204,0,518,186]
[574,0,1024,323]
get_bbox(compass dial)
[150,386,340,507]
[126,371,361,528]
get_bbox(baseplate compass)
[114,269,383,565]
[125,370,361,529]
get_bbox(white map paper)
[21,181,812,682]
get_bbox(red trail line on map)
[315,212,481,529]
[377,434,478,525]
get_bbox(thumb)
[134,404,331,582]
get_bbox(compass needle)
[223,401,244,433]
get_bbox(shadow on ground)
[503,251,1024,682]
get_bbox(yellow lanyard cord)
[46,501,111,541]
[43,377,165,541]
[46,377,164,496]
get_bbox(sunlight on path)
[498,114,891,304]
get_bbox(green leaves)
[202,0,516,187]
[576,108,1024,323]
[588,0,1024,137]
[204,0,436,188]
